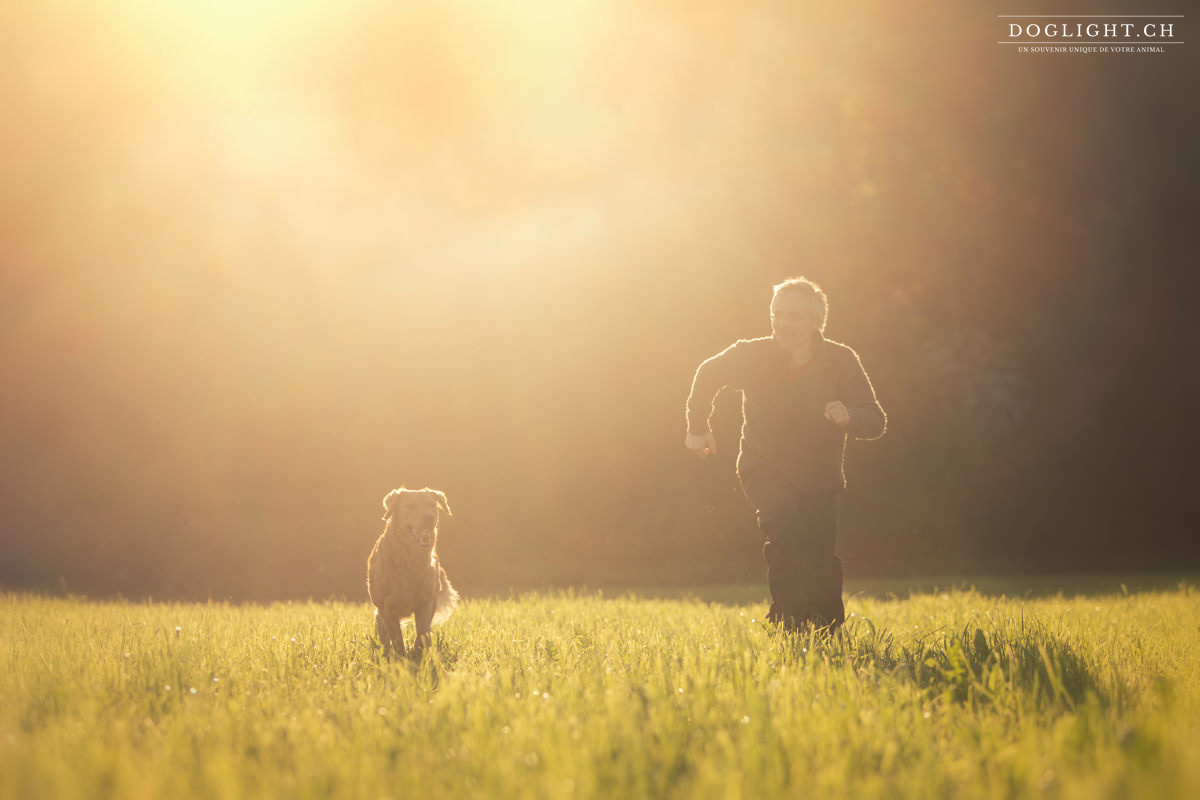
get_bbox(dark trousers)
[739,469,844,630]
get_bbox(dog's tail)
[431,565,459,626]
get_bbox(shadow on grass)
[773,617,1123,712]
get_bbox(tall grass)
[2,585,1197,798]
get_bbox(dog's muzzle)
[408,526,434,547]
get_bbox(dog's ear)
[432,490,452,517]
[381,488,404,521]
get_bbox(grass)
[1,582,1198,799]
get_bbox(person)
[684,277,885,631]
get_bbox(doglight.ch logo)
[999,15,1184,54]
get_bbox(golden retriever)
[366,487,458,656]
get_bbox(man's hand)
[685,431,718,458]
[824,401,850,427]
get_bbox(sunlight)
[12,0,902,291]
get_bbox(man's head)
[770,277,827,351]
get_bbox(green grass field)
[2,581,1198,799]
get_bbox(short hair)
[772,277,828,333]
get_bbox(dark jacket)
[686,334,886,493]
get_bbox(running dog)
[367,487,458,657]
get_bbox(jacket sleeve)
[685,341,748,435]
[837,346,887,440]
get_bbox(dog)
[366,487,458,657]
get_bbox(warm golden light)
[1,0,1191,598]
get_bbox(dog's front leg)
[413,603,434,656]
[375,608,390,655]
[382,604,406,658]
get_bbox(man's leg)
[794,493,844,629]
[762,539,808,628]
[738,468,807,629]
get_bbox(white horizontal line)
[998,15,1184,18]
[998,41,1184,44]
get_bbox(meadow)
[2,580,1198,799]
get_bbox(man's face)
[770,291,820,351]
